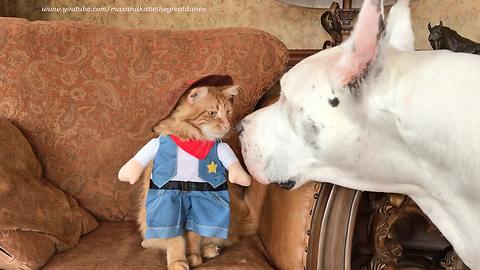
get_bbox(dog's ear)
[385,0,414,51]
[331,0,384,92]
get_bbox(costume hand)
[227,161,251,186]
[118,158,145,185]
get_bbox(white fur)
[239,0,480,268]
[385,0,415,51]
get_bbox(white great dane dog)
[238,0,480,268]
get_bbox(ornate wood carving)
[365,193,469,270]
[320,1,359,48]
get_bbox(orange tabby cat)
[120,80,253,270]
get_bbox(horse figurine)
[428,21,480,54]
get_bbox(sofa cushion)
[0,231,55,270]
[43,221,274,270]
[0,17,288,221]
[0,118,99,270]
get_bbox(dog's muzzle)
[236,119,250,134]
[236,120,244,134]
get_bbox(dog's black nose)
[277,180,295,190]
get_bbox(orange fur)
[153,85,237,141]
[136,85,255,270]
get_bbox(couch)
[0,17,359,270]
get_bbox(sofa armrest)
[245,180,362,270]
[245,181,322,270]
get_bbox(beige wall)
[4,0,480,50]
[411,0,480,50]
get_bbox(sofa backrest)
[0,18,287,221]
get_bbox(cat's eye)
[208,111,217,117]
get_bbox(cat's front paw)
[141,238,166,249]
[141,239,153,249]
[201,243,221,258]
[168,260,189,270]
[186,254,203,267]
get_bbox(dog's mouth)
[276,180,296,190]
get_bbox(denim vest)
[152,136,227,188]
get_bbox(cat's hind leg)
[166,235,189,270]
[186,231,203,267]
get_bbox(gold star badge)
[207,161,218,174]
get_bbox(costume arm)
[118,159,145,185]
[118,138,159,185]
[217,143,251,187]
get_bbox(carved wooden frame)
[365,193,468,270]
[306,184,362,269]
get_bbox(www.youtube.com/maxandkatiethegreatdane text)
[41,6,206,14]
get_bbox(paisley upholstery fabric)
[0,17,288,222]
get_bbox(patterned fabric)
[0,17,288,221]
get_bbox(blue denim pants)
[144,188,230,239]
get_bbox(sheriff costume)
[133,134,237,239]
[131,75,240,240]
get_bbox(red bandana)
[170,135,215,160]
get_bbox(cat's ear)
[222,85,239,99]
[187,86,209,104]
